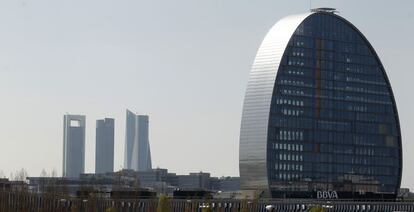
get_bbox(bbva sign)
[316,190,339,199]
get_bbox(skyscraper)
[239,8,402,199]
[95,118,115,174]
[124,110,152,171]
[63,114,86,178]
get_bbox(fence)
[1,191,414,212]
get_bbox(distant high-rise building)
[124,110,152,171]
[63,114,86,178]
[95,118,115,174]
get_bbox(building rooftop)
[311,7,338,13]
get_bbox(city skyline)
[1,0,414,190]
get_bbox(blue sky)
[1,0,414,189]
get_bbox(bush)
[309,205,326,212]
[157,194,170,212]
[105,207,117,212]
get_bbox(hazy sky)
[1,0,414,189]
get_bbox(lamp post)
[265,205,275,211]
[59,199,66,212]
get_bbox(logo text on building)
[317,191,338,199]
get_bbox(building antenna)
[309,0,312,10]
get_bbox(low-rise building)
[27,169,240,197]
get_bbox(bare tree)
[40,169,48,177]
[14,168,28,182]
[9,168,30,211]
[51,168,57,177]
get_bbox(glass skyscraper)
[239,8,402,199]
[124,109,152,171]
[95,118,115,174]
[63,114,86,178]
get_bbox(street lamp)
[322,204,333,209]
[265,205,275,211]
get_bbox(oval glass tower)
[239,9,402,199]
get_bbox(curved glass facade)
[240,11,402,199]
